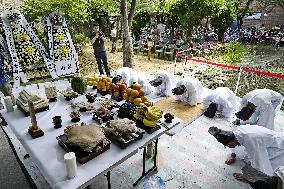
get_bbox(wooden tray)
[136,120,161,134]
[56,135,111,164]
[105,132,144,149]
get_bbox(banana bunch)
[87,76,99,87]
[97,76,112,92]
[143,106,163,127]
[134,106,147,121]
[134,106,163,127]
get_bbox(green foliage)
[74,33,89,46]
[169,0,226,41]
[223,41,247,65]
[211,1,238,41]
[21,0,118,31]
[132,10,151,39]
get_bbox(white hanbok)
[115,67,154,95]
[239,89,283,130]
[115,67,138,86]
[203,87,239,117]
[154,71,177,97]
[175,76,204,106]
[233,125,284,176]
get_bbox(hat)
[236,102,255,121]
[208,127,235,146]
[204,103,218,118]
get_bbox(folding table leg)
[133,138,158,187]
[104,171,111,189]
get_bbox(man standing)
[91,23,110,77]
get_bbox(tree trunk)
[186,30,193,47]
[128,0,137,30]
[237,0,253,29]
[121,0,134,68]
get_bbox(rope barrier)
[176,42,284,79]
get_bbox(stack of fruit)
[86,75,99,89]
[123,83,148,106]
[97,76,112,95]
[134,106,163,127]
[117,102,136,120]
[110,82,127,101]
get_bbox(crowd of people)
[225,25,284,46]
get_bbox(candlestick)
[4,96,14,112]
[28,101,44,138]
[64,152,77,179]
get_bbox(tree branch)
[128,0,137,29]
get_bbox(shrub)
[223,41,247,65]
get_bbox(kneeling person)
[209,125,284,177]
[172,76,204,106]
[234,89,283,130]
[204,87,238,118]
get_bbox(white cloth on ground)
[175,76,204,106]
[239,89,283,130]
[154,71,177,97]
[203,87,239,117]
[233,125,284,176]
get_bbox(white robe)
[203,87,239,117]
[154,71,177,97]
[239,89,283,130]
[233,125,284,176]
[175,76,204,106]
[114,67,153,95]
[115,67,138,86]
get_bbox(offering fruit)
[123,82,149,106]
[87,75,99,88]
[132,83,141,91]
[134,106,163,127]
[164,113,174,123]
[71,76,87,94]
[97,76,112,95]
[70,111,81,122]
[117,102,136,120]
[131,90,139,98]
[110,82,128,101]
[93,107,114,123]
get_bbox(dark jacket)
[90,31,106,54]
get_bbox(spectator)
[110,24,117,53]
[90,23,110,77]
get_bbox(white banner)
[1,9,57,87]
[47,12,79,77]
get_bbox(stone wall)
[243,2,284,28]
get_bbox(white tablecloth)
[2,81,181,189]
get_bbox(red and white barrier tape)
[176,42,284,79]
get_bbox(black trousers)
[95,51,110,75]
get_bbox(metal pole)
[234,67,243,95]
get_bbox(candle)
[4,96,14,112]
[64,152,77,179]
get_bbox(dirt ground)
[79,41,196,78]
